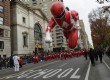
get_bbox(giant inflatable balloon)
[45,2,80,49]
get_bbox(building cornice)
[10,1,48,21]
[0,25,10,30]
[11,24,34,30]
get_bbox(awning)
[35,44,42,48]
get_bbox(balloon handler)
[45,2,80,49]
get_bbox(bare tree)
[88,6,110,48]
[97,0,110,4]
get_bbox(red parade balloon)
[68,29,78,48]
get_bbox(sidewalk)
[88,54,110,80]
[103,54,110,69]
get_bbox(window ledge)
[23,45,28,48]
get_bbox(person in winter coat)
[83,49,88,60]
[97,48,103,63]
[0,55,3,70]
[19,56,23,68]
[88,48,95,66]
[9,55,14,68]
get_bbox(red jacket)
[19,57,23,65]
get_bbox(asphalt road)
[0,55,110,80]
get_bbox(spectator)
[9,55,14,68]
[83,49,88,60]
[88,48,95,66]
[19,56,23,68]
[94,49,98,61]
[0,55,3,70]
[2,55,7,68]
[97,48,103,63]
[24,55,28,64]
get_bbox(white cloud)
[63,0,110,47]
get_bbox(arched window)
[34,23,42,41]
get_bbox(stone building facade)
[10,1,48,55]
[79,20,89,49]
[22,0,64,52]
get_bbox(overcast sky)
[63,0,110,47]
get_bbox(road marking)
[103,60,110,70]
[2,68,81,79]
[42,69,62,78]
[17,69,42,79]
[0,69,12,73]
[85,61,91,80]
[58,68,73,78]
[5,75,14,79]
[70,68,80,79]
[60,63,67,67]
[0,60,60,79]
[27,69,53,78]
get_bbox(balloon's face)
[50,2,65,19]
[55,11,65,19]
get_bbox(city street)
[0,1,110,80]
[0,55,110,80]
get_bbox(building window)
[3,55,6,58]
[0,17,3,25]
[0,6,3,12]
[32,0,37,4]
[0,28,3,37]
[61,0,63,2]
[22,31,28,47]
[23,36,27,46]
[34,23,42,40]
[42,0,45,1]
[0,41,4,49]
[22,17,26,23]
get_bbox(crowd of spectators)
[0,55,33,70]
[0,47,109,70]
[0,50,85,70]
